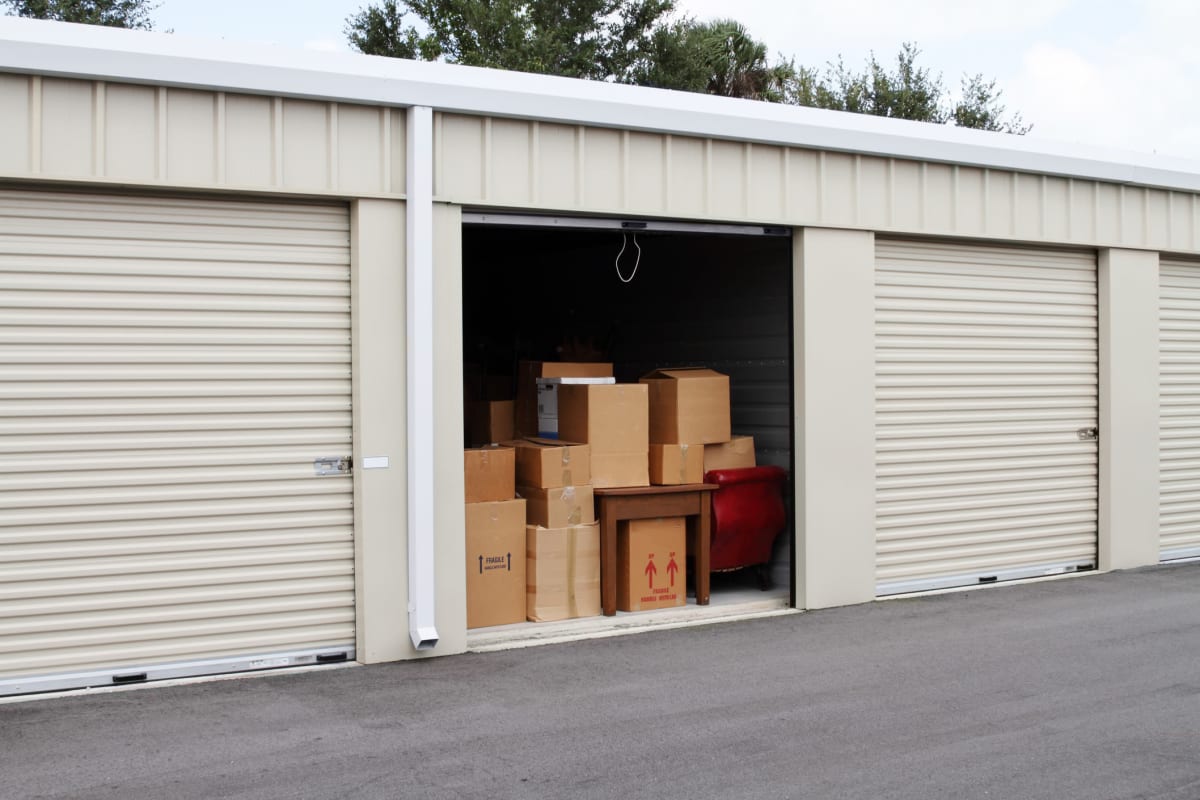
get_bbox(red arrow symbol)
[666,556,679,587]
[644,557,657,589]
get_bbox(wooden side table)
[593,483,718,616]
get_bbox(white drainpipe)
[406,105,438,650]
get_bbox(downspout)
[406,105,438,650]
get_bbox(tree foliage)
[346,0,675,83]
[346,2,1030,133]
[1,0,158,29]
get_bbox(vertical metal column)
[406,105,438,650]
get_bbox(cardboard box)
[465,499,527,629]
[463,445,515,503]
[649,443,704,485]
[526,523,601,622]
[518,484,595,528]
[618,517,686,612]
[640,367,731,445]
[466,399,514,446]
[536,376,615,438]
[702,435,757,474]
[505,438,591,489]
[557,383,650,488]
[515,361,613,437]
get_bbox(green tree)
[346,0,675,83]
[1,0,158,29]
[787,43,1030,133]
[634,18,790,100]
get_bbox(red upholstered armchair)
[706,466,788,588]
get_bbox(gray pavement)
[4,564,1200,800]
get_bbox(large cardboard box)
[515,361,613,437]
[466,399,514,446]
[526,523,601,622]
[702,435,757,474]
[463,445,516,503]
[649,443,704,485]
[618,517,687,612]
[557,383,650,488]
[536,376,615,438]
[506,438,591,489]
[518,484,596,528]
[640,368,731,445]
[465,499,527,628]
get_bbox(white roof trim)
[2,16,1200,193]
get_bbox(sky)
[150,0,1198,163]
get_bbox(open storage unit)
[460,217,795,625]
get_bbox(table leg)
[696,491,711,606]
[601,502,618,616]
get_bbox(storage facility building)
[1,17,1196,696]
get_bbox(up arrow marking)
[645,557,657,589]
[666,556,679,587]
[478,555,483,574]
[507,552,512,571]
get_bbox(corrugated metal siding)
[1159,258,1200,560]
[0,74,407,196]
[875,239,1098,594]
[435,113,1200,256]
[0,189,355,691]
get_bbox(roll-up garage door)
[1159,258,1200,561]
[875,239,1098,595]
[0,189,355,696]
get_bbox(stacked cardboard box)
[557,383,650,488]
[464,445,526,629]
[510,438,601,622]
[641,367,752,483]
[515,361,613,437]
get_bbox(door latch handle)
[1077,427,1099,441]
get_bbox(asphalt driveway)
[3,563,1200,800]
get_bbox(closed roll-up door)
[875,239,1098,595]
[1160,259,1200,560]
[0,189,354,695]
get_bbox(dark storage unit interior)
[461,222,795,592]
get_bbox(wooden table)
[593,483,718,616]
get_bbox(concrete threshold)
[467,594,798,653]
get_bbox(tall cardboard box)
[536,376,615,438]
[557,383,650,488]
[465,499,527,628]
[518,484,596,528]
[515,361,613,437]
[640,368,731,445]
[702,435,756,474]
[464,445,516,503]
[649,443,704,485]
[618,517,686,612]
[466,399,514,446]
[526,523,601,622]
[506,438,591,489]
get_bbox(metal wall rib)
[875,239,1099,594]
[0,189,355,692]
[1160,258,1200,560]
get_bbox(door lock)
[313,456,352,476]
[1076,427,1099,441]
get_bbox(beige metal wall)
[434,113,1200,256]
[0,75,407,197]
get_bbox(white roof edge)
[3,16,1200,193]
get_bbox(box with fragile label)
[506,438,591,489]
[557,383,650,489]
[702,435,756,474]
[617,517,686,612]
[463,445,515,503]
[515,361,613,437]
[536,376,615,438]
[640,367,731,445]
[518,484,596,528]
[649,443,704,485]
[465,499,527,629]
[526,523,601,622]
